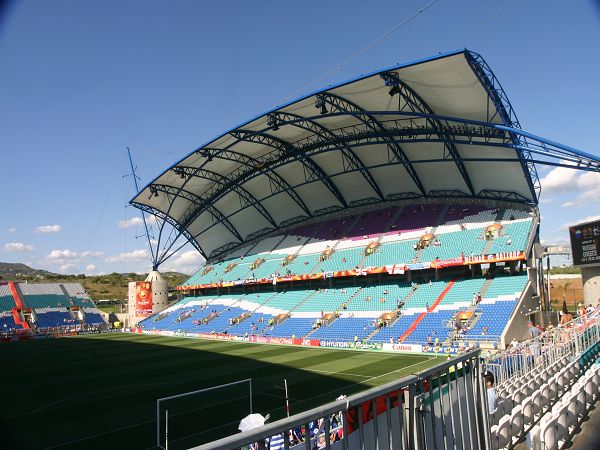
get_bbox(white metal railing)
[484,307,600,387]
[188,350,491,450]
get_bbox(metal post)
[157,399,161,449]
[284,378,290,418]
[165,409,169,450]
[546,256,551,312]
[250,378,253,414]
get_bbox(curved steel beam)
[193,147,312,217]
[230,129,348,208]
[131,202,206,261]
[381,71,476,196]
[267,111,385,201]
[316,92,426,196]
[173,165,278,228]
[153,183,245,244]
[132,111,598,260]
[465,51,539,202]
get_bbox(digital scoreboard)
[569,219,600,266]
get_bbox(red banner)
[248,336,294,345]
[292,338,320,347]
[178,251,527,291]
[135,281,153,317]
[430,251,525,269]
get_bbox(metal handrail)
[485,308,600,387]
[189,349,488,450]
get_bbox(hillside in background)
[0,262,188,300]
[0,262,53,277]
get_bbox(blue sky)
[1,0,599,275]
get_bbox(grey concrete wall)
[581,266,600,306]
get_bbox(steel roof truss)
[197,148,312,216]
[131,202,206,261]
[316,92,426,196]
[268,112,385,201]
[173,166,278,228]
[154,183,244,244]
[381,72,476,196]
[230,129,348,208]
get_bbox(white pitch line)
[40,356,440,449]
[308,368,372,378]
[26,382,180,415]
[324,355,439,393]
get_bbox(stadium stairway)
[8,282,25,309]
[481,235,495,255]
[8,282,30,329]
[58,284,74,305]
[398,279,455,342]
[478,278,494,298]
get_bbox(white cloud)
[539,166,578,193]
[85,264,97,273]
[81,251,104,258]
[42,249,105,273]
[35,224,62,234]
[4,242,34,252]
[105,249,149,263]
[59,263,78,273]
[540,166,600,207]
[560,215,600,231]
[7,227,16,233]
[162,250,205,274]
[540,236,569,246]
[47,249,78,260]
[118,217,143,228]
[146,215,161,228]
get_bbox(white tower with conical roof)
[127,271,169,326]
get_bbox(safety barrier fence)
[478,307,600,449]
[483,308,600,387]
[488,334,600,449]
[190,350,491,450]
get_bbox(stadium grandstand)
[3,48,599,450]
[0,281,107,339]
[130,49,599,353]
[122,49,600,449]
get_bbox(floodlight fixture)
[380,72,401,97]
[315,95,328,115]
[267,114,279,131]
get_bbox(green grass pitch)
[0,333,442,450]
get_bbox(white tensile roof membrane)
[132,50,536,259]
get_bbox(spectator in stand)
[485,373,497,417]
[528,321,542,357]
[560,303,573,326]
[527,321,540,340]
[268,433,285,450]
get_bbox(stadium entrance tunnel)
[0,333,438,450]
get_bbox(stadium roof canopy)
[132,49,600,263]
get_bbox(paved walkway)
[513,403,600,450]
[570,402,600,449]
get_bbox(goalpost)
[156,378,253,450]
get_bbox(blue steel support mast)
[127,147,159,270]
